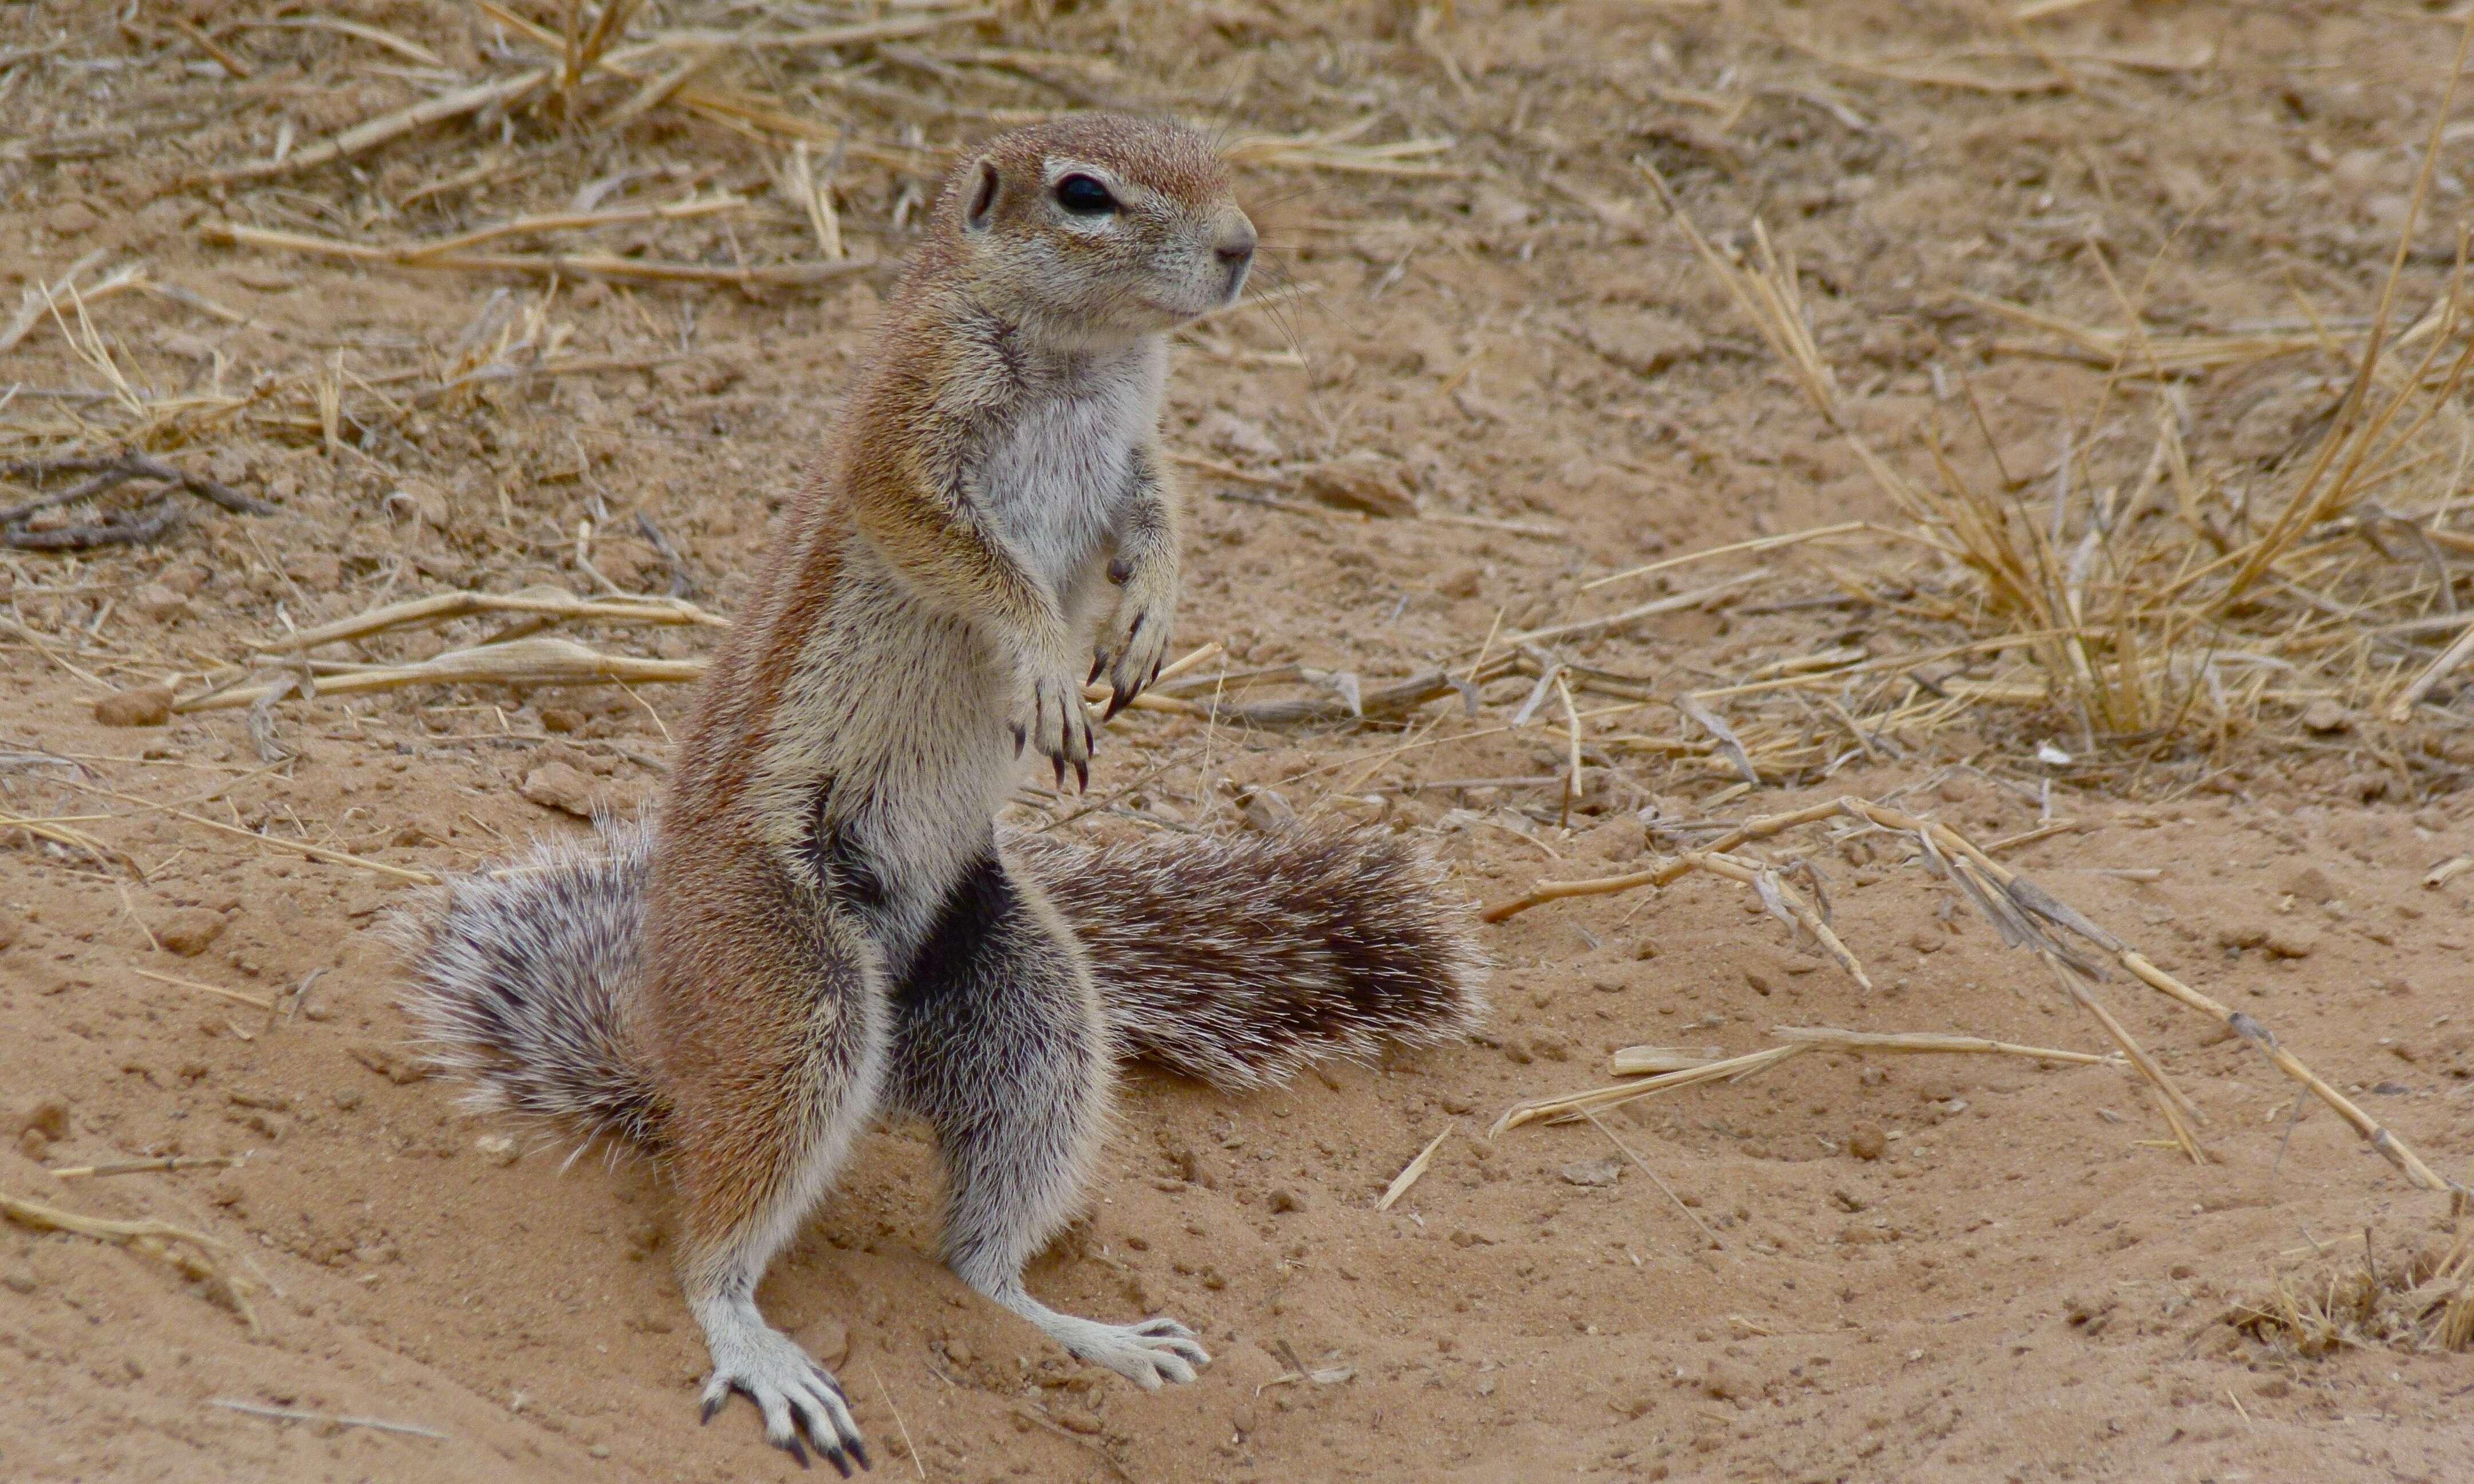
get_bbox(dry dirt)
[5,2,2474,1481]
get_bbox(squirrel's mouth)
[1137,279,1246,326]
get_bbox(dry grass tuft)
[2232,1230,2474,1356]
[2,0,1421,541]
[1613,31,2474,783]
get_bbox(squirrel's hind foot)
[980,1280,1210,1389]
[1077,1315,1211,1390]
[696,1301,872,1474]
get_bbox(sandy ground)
[3,2,2473,1481]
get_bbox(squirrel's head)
[933,115,1255,348]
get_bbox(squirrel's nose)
[1214,219,1257,270]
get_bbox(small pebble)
[130,584,192,623]
[2279,865,2338,904]
[1558,1158,1623,1187]
[1297,452,1417,518]
[521,762,600,818]
[809,1318,850,1368]
[154,907,227,957]
[94,685,174,727]
[13,1096,69,1141]
[1848,1122,1888,1161]
[2300,699,2350,734]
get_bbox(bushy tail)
[395,822,1487,1144]
[392,823,667,1148]
[1014,827,1489,1088]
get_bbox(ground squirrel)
[397,116,1487,1473]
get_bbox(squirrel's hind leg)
[889,851,1212,1390]
[652,874,888,1475]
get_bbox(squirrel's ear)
[964,160,1001,233]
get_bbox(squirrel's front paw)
[1011,657,1094,792]
[1092,561,1175,720]
[698,1320,871,1475]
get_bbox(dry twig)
[1484,795,2460,1201]
[0,1190,255,1328]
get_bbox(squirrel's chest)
[976,362,1156,593]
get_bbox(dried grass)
[180,598,1221,733]
[1494,1029,2110,1136]
[0,1189,256,1329]
[1,0,1458,677]
[0,264,663,475]
[1612,38,2474,781]
[1374,1126,1453,1212]
[1486,794,2463,1204]
[0,810,146,879]
[2232,1230,2474,1356]
[249,587,724,655]
[50,1154,245,1181]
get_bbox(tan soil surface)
[3,2,2472,1481]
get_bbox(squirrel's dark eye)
[1053,174,1117,216]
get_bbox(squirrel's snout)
[1214,219,1258,269]
[1213,217,1256,301]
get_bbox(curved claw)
[1095,598,1172,723]
[1019,660,1097,792]
[699,1327,873,1470]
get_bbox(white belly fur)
[746,557,1011,954]
[744,344,1164,962]
[982,345,1161,606]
